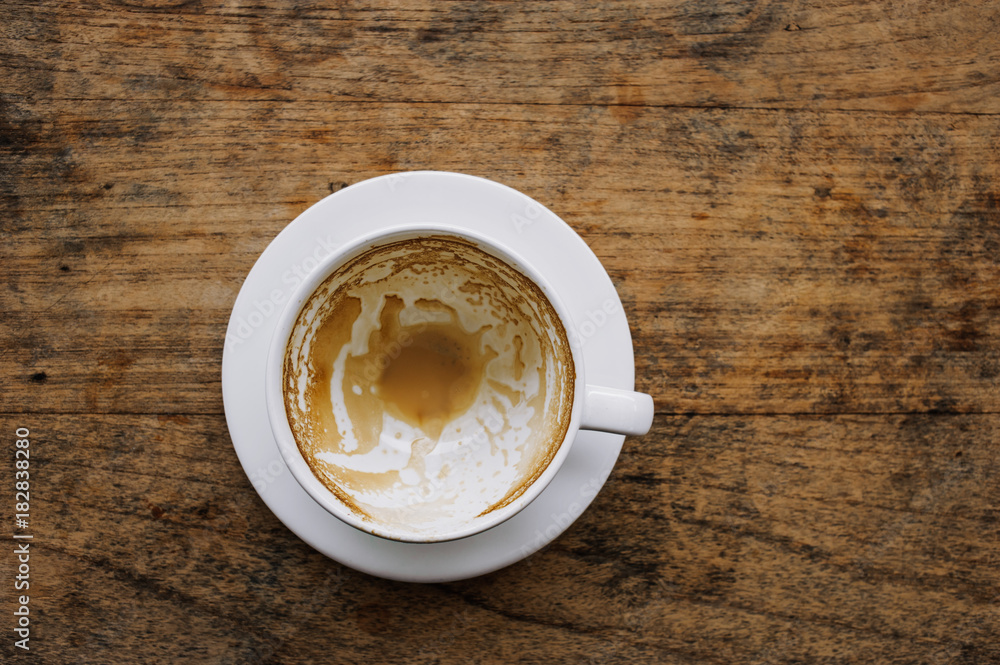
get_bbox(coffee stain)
[487,377,522,407]
[375,320,494,439]
[283,236,575,535]
[512,334,525,381]
[296,295,372,519]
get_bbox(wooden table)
[3,1,998,663]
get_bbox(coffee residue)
[282,235,574,537]
[375,320,495,440]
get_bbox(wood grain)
[2,102,998,414]
[1,414,996,664]
[2,0,998,663]
[3,1,998,113]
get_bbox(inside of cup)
[282,233,575,540]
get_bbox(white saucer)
[222,171,636,582]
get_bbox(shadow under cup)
[270,230,580,542]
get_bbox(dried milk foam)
[282,235,574,539]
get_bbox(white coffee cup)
[265,224,653,543]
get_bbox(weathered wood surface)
[3,1,999,113]
[5,414,999,664]
[3,103,998,415]
[2,0,999,663]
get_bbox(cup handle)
[580,385,654,436]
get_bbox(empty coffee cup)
[265,226,653,542]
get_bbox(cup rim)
[264,223,586,543]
